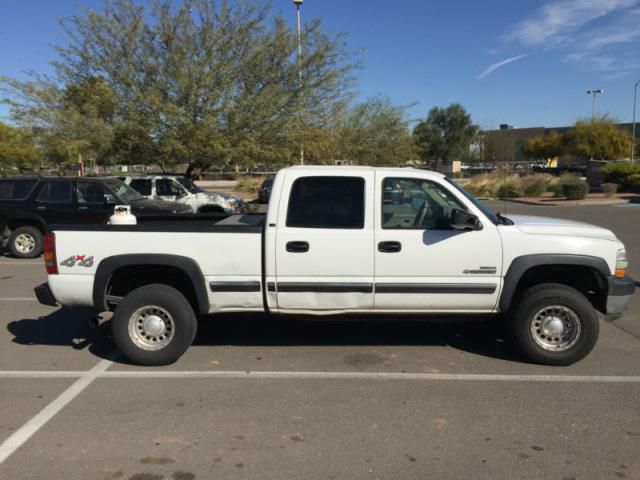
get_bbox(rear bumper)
[605,275,636,321]
[34,282,58,307]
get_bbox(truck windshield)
[445,177,500,225]
[105,179,144,203]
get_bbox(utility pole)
[294,0,304,165]
[587,89,604,121]
[632,80,639,163]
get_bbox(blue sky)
[1,0,640,129]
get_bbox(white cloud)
[477,54,529,79]
[508,0,640,47]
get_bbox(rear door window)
[286,176,365,229]
[129,179,152,196]
[37,180,73,204]
[0,179,38,200]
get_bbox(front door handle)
[286,241,309,253]
[36,205,47,211]
[378,241,402,253]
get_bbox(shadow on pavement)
[6,308,522,365]
[7,307,115,360]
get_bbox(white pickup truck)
[35,166,635,366]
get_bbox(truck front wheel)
[112,284,198,366]
[509,283,599,366]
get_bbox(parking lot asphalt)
[0,202,639,479]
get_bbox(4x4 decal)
[60,255,94,268]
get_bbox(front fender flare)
[499,254,610,312]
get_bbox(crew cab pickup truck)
[35,166,635,366]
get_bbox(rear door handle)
[36,205,47,211]
[378,241,402,253]
[286,241,309,253]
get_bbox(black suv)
[0,176,192,258]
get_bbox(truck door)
[76,181,112,224]
[274,171,375,311]
[34,179,76,225]
[374,172,502,312]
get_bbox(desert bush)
[464,174,499,197]
[601,183,618,197]
[520,174,552,196]
[550,173,589,197]
[496,178,524,198]
[600,162,640,190]
[627,174,640,192]
[236,176,263,194]
[563,182,588,200]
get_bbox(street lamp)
[586,89,604,121]
[632,80,639,163]
[294,0,304,165]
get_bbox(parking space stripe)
[0,357,114,465]
[0,370,639,383]
[0,298,37,302]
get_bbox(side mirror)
[450,208,482,231]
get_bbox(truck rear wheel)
[509,283,599,366]
[112,284,197,365]
[9,226,43,258]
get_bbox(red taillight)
[44,232,57,274]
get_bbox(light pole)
[632,80,639,163]
[587,89,604,121]
[294,0,304,165]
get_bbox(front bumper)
[34,282,58,307]
[605,275,636,321]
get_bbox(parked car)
[0,176,193,258]
[258,177,274,203]
[124,175,243,214]
[37,166,636,366]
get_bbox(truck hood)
[508,214,618,242]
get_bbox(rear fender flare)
[93,254,209,314]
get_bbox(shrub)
[628,174,640,192]
[551,173,589,198]
[601,183,618,197]
[563,182,588,200]
[600,162,640,191]
[496,178,524,198]
[520,174,552,196]
[464,174,499,197]
[236,176,262,194]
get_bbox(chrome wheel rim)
[530,305,581,352]
[15,233,35,254]
[128,305,174,351]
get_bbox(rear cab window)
[286,176,365,229]
[0,179,38,200]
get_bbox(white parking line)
[0,298,37,302]
[0,370,640,383]
[0,357,114,465]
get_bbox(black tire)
[197,205,225,214]
[9,226,43,258]
[508,283,599,366]
[112,284,198,366]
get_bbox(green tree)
[3,0,356,173]
[563,118,632,160]
[327,96,416,166]
[522,131,564,160]
[413,103,479,162]
[0,122,41,172]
